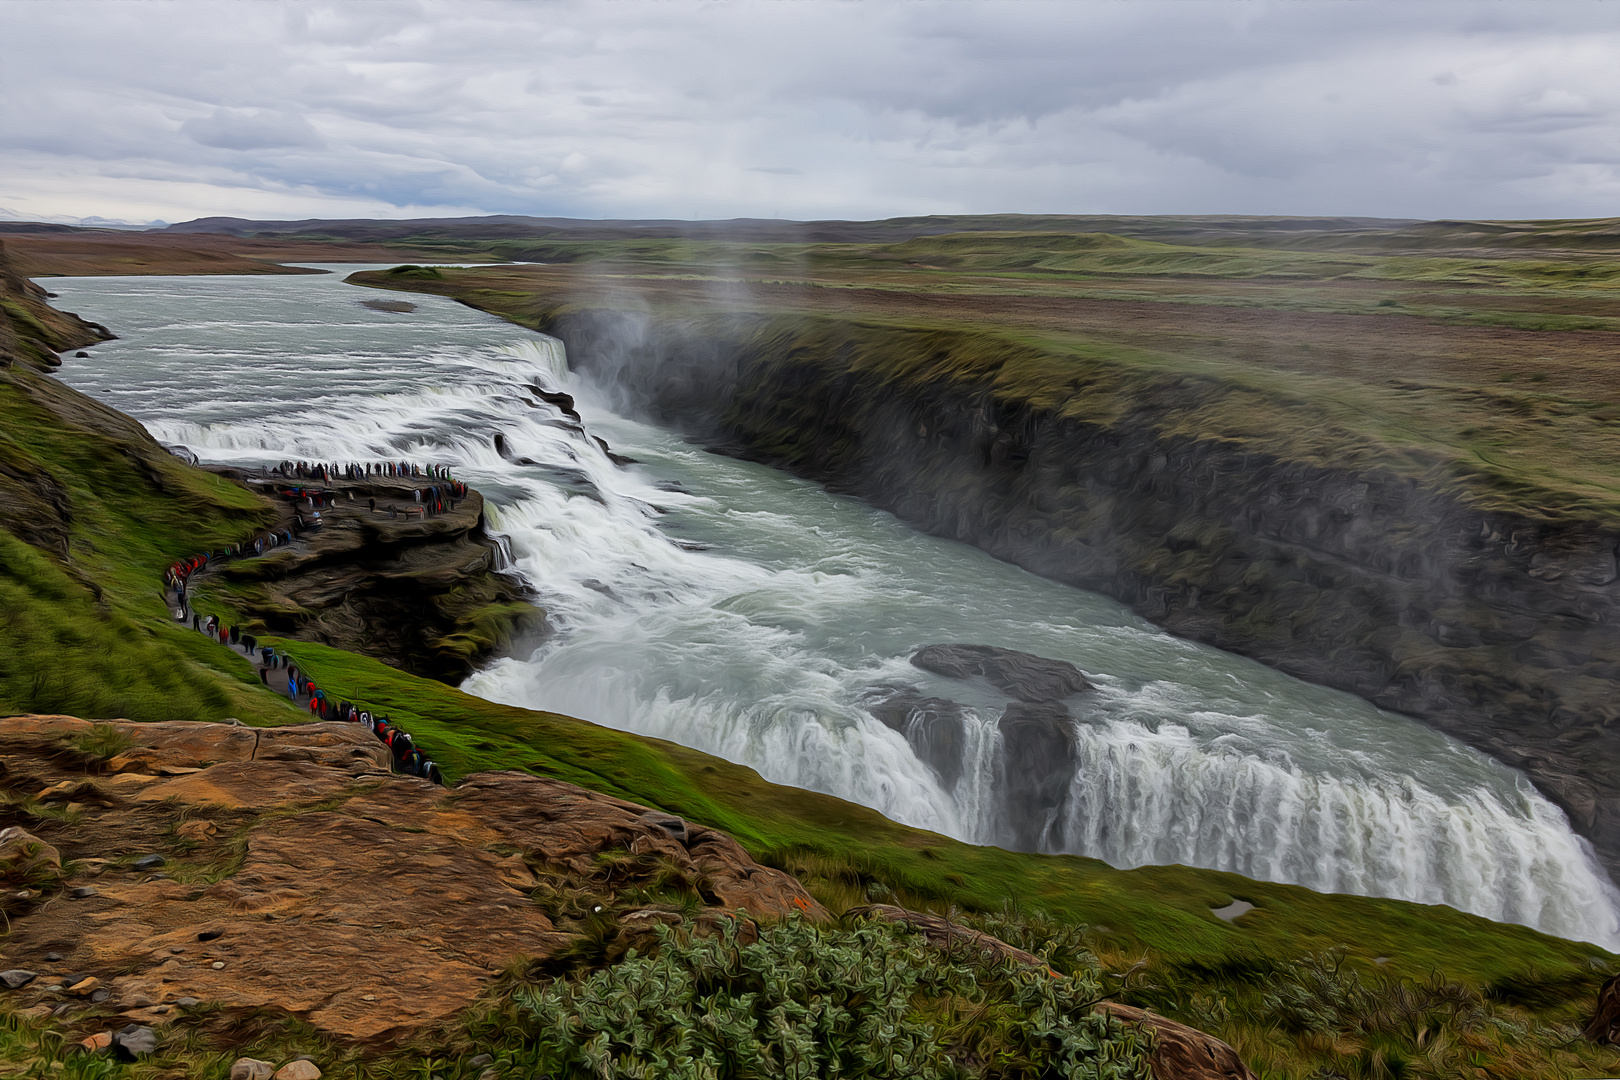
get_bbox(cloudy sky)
[2,0,1617,226]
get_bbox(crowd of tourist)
[162,460,463,786]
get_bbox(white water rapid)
[45,267,1620,947]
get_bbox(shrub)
[509,916,1153,1080]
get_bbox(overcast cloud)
[1,0,1617,225]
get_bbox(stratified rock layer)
[0,715,826,1043]
[216,477,544,683]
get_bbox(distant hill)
[155,212,1620,254]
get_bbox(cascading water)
[44,267,1620,947]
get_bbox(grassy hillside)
[8,237,1620,1076]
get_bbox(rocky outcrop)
[911,644,1092,701]
[862,688,968,788]
[906,644,1089,849]
[214,476,544,682]
[998,700,1080,851]
[528,306,1620,880]
[1096,1003,1259,1080]
[0,715,826,1044]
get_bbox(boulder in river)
[911,644,1091,702]
[997,700,1077,851]
[863,689,968,789]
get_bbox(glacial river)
[45,266,1620,946]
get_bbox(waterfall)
[44,268,1620,949]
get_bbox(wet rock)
[998,701,1077,851]
[529,384,581,421]
[230,1058,275,1080]
[911,644,1091,702]
[0,970,37,989]
[111,1024,156,1061]
[274,1061,321,1080]
[133,854,166,871]
[1094,1003,1258,1080]
[863,689,968,788]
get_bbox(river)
[44,266,1620,946]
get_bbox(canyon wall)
[536,305,1620,878]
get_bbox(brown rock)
[1095,1003,1258,1080]
[0,826,61,868]
[66,976,100,996]
[230,1059,275,1080]
[79,1031,112,1052]
[846,904,1046,968]
[273,1061,321,1080]
[1586,972,1620,1043]
[0,716,823,1045]
[174,820,220,842]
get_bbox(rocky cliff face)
[538,306,1620,879]
[216,476,545,682]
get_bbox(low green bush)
[501,916,1153,1080]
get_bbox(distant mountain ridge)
[152,212,1620,254]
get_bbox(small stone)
[0,969,37,989]
[361,994,375,1002]
[133,855,166,871]
[230,1057,275,1080]
[273,1060,321,1080]
[478,1070,499,1080]
[211,961,226,970]
[44,952,62,962]
[175,820,218,842]
[67,977,100,997]
[69,886,98,899]
[51,1003,74,1017]
[175,996,200,1007]
[197,929,223,941]
[90,989,110,1003]
[80,1031,112,1053]
[468,1054,495,1067]
[111,1024,156,1061]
